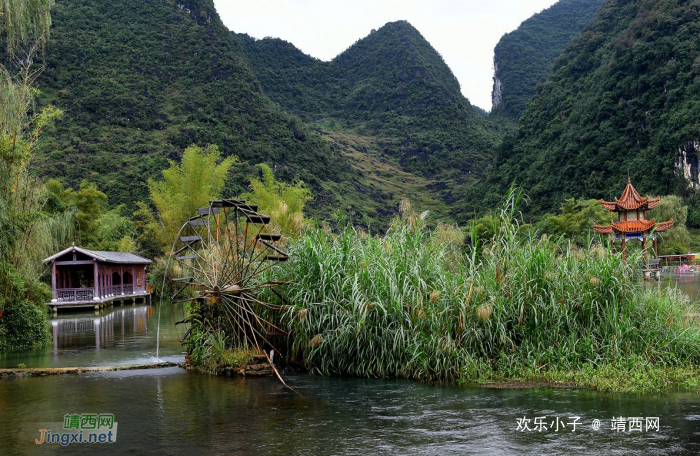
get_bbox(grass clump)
[186,329,259,375]
[270,191,700,392]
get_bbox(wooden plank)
[175,255,196,261]
[54,260,97,265]
[210,199,245,208]
[241,211,271,224]
[180,235,202,243]
[265,255,289,262]
[256,233,282,242]
[189,219,210,227]
[172,277,195,283]
[237,203,259,212]
[197,207,220,216]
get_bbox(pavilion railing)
[56,286,140,303]
[56,288,94,302]
[110,285,138,295]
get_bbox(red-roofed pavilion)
[593,178,673,261]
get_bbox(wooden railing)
[56,288,94,302]
[57,286,141,302]
[111,285,135,295]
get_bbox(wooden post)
[642,233,647,265]
[120,266,124,295]
[93,261,99,300]
[622,235,627,262]
[654,238,658,259]
[51,261,57,300]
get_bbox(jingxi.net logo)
[35,413,117,446]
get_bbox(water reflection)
[0,303,185,369]
[0,370,698,455]
[51,306,151,354]
[661,277,700,305]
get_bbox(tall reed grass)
[269,192,700,385]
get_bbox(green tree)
[241,163,311,236]
[148,144,236,251]
[0,0,61,350]
[653,196,691,255]
[94,205,136,251]
[0,0,54,54]
[536,198,609,242]
[132,201,162,260]
[46,179,127,250]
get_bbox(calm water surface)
[0,284,698,455]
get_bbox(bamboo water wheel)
[166,199,289,353]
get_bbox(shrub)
[0,300,51,351]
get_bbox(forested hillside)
[33,0,370,214]
[478,0,700,215]
[491,0,606,117]
[238,21,502,215]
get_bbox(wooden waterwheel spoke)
[218,297,255,347]
[168,198,291,355]
[220,294,274,350]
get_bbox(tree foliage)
[491,0,606,117]
[653,195,691,254]
[45,179,136,251]
[0,0,54,53]
[536,198,609,242]
[148,144,236,252]
[31,0,364,217]
[241,164,311,236]
[479,0,700,216]
[0,0,59,351]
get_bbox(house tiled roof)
[44,246,152,264]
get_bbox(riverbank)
[0,361,178,379]
[469,363,700,393]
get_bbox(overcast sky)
[213,0,559,111]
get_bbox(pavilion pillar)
[642,233,648,265]
[51,261,57,300]
[93,261,99,300]
[622,235,627,262]
[654,238,658,259]
[120,266,124,295]
[132,265,136,294]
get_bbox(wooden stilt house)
[43,246,152,313]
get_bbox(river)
[0,284,698,454]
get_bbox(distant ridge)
[478,0,700,214]
[33,0,366,214]
[491,0,606,118]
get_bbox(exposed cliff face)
[676,141,700,189]
[491,61,503,110]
